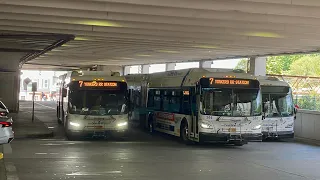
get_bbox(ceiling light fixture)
[192,45,217,49]
[136,54,151,57]
[78,20,122,27]
[156,50,179,53]
[244,32,283,38]
[74,36,89,41]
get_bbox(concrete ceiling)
[1,0,320,69]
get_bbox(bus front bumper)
[199,132,262,143]
[68,129,128,138]
[262,131,294,139]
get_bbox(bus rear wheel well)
[180,118,188,128]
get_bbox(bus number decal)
[209,78,214,85]
[79,81,83,87]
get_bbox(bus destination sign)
[210,78,250,85]
[200,77,258,88]
[79,81,118,88]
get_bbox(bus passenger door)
[189,87,199,141]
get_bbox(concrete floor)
[3,101,320,180]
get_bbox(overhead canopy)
[1,0,320,69]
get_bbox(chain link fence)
[293,95,320,111]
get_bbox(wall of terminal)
[295,110,320,142]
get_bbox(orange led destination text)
[79,81,117,87]
[213,79,250,85]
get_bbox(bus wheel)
[180,120,190,144]
[234,142,244,146]
[57,108,62,125]
[66,132,80,141]
[148,115,154,133]
[57,118,62,125]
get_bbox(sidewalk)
[10,111,54,139]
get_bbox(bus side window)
[181,89,191,115]
[147,90,154,109]
[170,90,181,113]
[163,90,170,112]
[153,90,161,111]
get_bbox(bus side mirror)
[62,88,67,97]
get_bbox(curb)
[294,137,320,146]
[14,132,54,139]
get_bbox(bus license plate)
[94,126,103,129]
[229,128,236,132]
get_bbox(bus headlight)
[252,125,261,130]
[117,122,128,127]
[70,122,80,127]
[200,123,212,129]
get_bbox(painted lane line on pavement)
[34,102,56,110]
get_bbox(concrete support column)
[142,65,150,74]
[166,63,176,71]
[0,52,22,112]
[123,66,130,75]
[249,56,266,76]
[200,60,212,68]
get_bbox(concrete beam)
[142,64,150,74]
[166,63,176,71]
[3,0,320,19]
[95,65,124,75]
[200,60,212,68]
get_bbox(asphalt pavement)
[1,101,320,180]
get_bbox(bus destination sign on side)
[210,78,250,86]
[79,81,118,88]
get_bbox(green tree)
[288,56,320,76]
[234,58,248,72]
[266,54,304,74]
[234,54,320,75]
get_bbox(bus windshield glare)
[201,88,262,117]
[68,81,128,116]
[262,86,293,117]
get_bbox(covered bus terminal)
[0,1,320,179]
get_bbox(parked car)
[0,101,14,145]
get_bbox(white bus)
[258,76,295,139]
[56,71,129,140]
[126,68,263,145]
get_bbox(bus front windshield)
[68,90,127,116]
[262,90,293,118]
[201,88,261,117]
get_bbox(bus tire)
[180,119,191,144]
[234,142,244,146]
[57,107,63,125]
[65,120,80,141]
[148,114,154,134]
[66,131,80,141]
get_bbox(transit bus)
[258,76,295,139]
[56,71,129,140]
[126,68,263,145]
